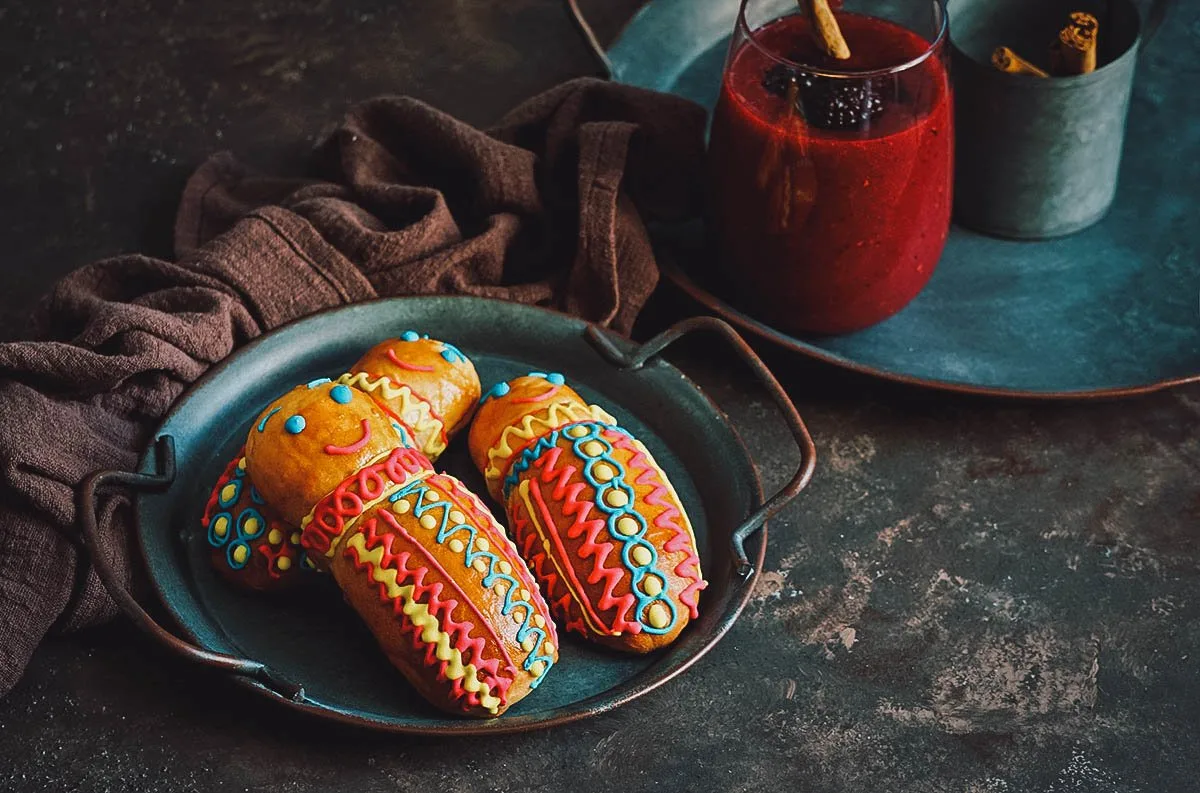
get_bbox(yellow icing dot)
[631,546,652,567]
[511,606,528,624]
[534,614,545,628]
[243,517,261,537]
[476,537,490,553]
[522,634,536,652]
[617,516,639,536]
[498,560,512,575]
[521,588,532,601]
[237,458,247,471]
[544,642,555,655]
[566,425,589,438]
[473,558,489,573]
[277,556,293,571]
[449,538,465,554]
[582,441,605,457]
[642,575,664,597]
[213,516,229,537]
[592,463,615,483]
[392,499,411,515]
[647,602,670,629]
[449,510,466,525]
[267,529,283,545]
[232,545,249,564]
[529,661,546,677]
[289,532,302,546]
[605,489,629,508]
[220,484,238,503]
[494,580,510,597]
[419,514,438,530]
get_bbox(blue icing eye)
[546,372,565,385]
[481,381,511,404]
[527,371,548,379]
[439,342,466,364]
[329,384,353,404]
[306,377,331,389]
[285,415,306,434]
[401,330,420,342]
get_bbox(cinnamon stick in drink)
[802,0,851,60]
[992,46,1049,78]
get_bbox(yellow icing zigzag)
[346,533,501,714]
[337,372,448,458]
[484,402,618,486]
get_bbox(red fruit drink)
[708,12,952,335]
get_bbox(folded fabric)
[0,77,707,697]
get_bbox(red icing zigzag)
[607,431,706,617]
[303,445,431,555]
[511,443,640,635]
[346,510,514,708]
[513,509,585,636]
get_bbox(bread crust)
[305,446,558,716]
[470,375,707,653]
[343,335,481,459]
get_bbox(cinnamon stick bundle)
[1051,12,1099,75]
[992,46,1049,78]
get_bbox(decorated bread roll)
[468,373,707,654]
[244,378,557,716]
[200,449,313,592]
[337,331,480,461]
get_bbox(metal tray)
[566,0,1200,398]
[79,297,815,735]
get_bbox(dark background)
[1,2,1198,791]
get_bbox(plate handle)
[564,0,616,78]
[585,317,817,578]
[78,435,304,701]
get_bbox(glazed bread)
[338,332,481,461]
[304,446,558,716]
[468,373,707,653]
[200,449,311,592]
[241,368,557,716]
[244,379,407,526]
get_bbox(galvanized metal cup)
[948,0,1158,239]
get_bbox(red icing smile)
[386,348,435,372]
[324,419,373,455]
[513,385,561,404]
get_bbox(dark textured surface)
[1,1,1198,791]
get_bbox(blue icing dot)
[306,377,331,389]
[284,415,307,434]
[527,371,548,379]
[546,372,565,385]
[481,381,510,404]
[439,342,466,364]
[401,330,420,342]
[329,384,353,404]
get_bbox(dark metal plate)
[132,297,770,734]
[598,0,1200,398]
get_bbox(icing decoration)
[324,419,372,456]
[306,378,332,388]
[329,384,354,404]
[439,342,466,364]
[284,415,307,434]
[336,372,448,457]
[344,519,508,714]
[400,330,425,342]
[390,476,556,688]
[504,422,680,635]
[256,406,281,433]
[528,372,567,386]
[482,401,618,487]
[609,432,707,618]
[301,445,433,556]
[390,422,412,448]
[385,347,435,372]
[481,381,510,404]
[203,454,311,581]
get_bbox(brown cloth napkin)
[0,77,706,696]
